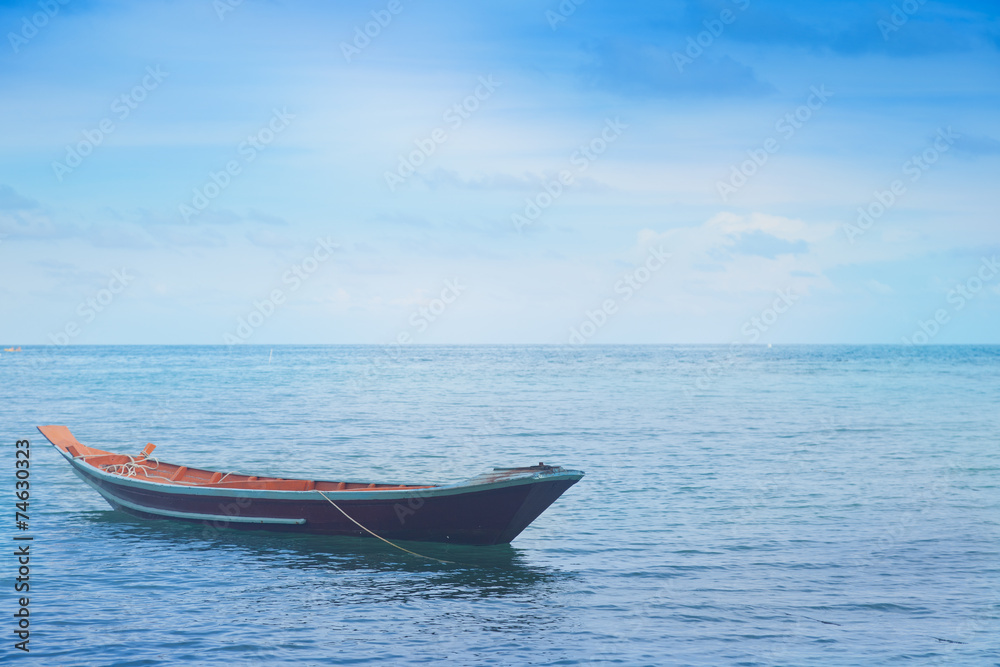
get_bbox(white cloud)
[635,212,839,298]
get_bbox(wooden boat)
[37,426,584,546]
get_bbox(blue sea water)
[1,345,998,666]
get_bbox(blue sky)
[1,0,998,344]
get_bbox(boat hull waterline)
[37,426,584,546]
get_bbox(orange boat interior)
[38,425,434,493]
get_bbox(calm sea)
[1,345,998,666]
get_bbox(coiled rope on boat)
[315,489,454,565]
[103,455,169,481]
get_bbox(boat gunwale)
[58,445,585,502]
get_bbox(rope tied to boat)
[102,455,174,482]
[315,490,454,565]
[104,454,140,477]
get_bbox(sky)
[0,0,998,345]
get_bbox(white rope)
[102,454,167,481]
[103,455,139,477]
[315,490,454,564]
[186,471,238,486]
